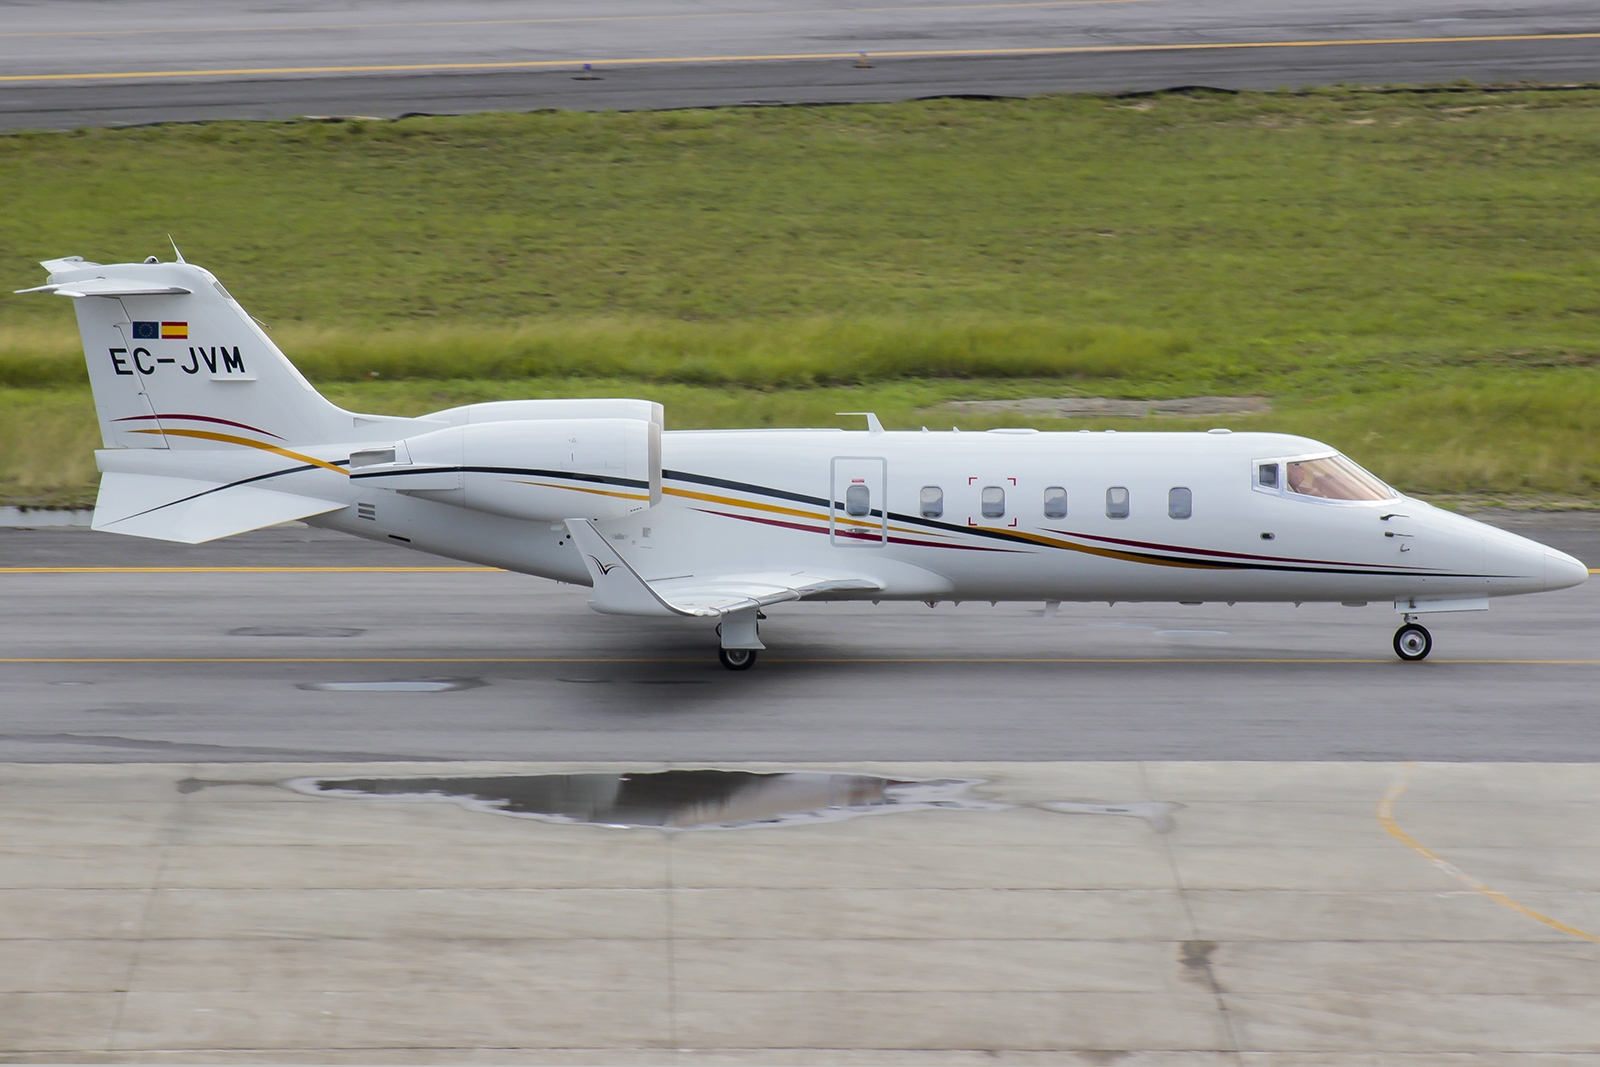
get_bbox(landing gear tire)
[718,647,758,671]
[1393,623,1432,662]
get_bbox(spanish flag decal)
[161,321,188,339]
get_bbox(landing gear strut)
[1393,621,1432,662]
[718,647,758,671]
[717,606,764,670]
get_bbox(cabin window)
[920,486,944,519]
[1168,486,1192,519]
[1043,486,1068,519]
[844,484,871,517]
[981,486,1006,519]
[1257,462,1280,489]
[1106,486,1129,519]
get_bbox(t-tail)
[20,255,415,542]
[21,254,661,547]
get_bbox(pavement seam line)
[105,763,189,1051]
[1377,761,1600,945]
[5,32,1600,82]
[1138,762,1242,1063]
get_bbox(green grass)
[3,88,1599,506]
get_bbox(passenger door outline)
[830,456,887,547]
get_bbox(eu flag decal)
[131,321,158,339]
[161,322,188,339]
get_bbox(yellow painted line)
[1378,763,1600,945]
[6,32,1600,83]
[0,566,501,574]
[0,0,1166,40]
[0,657,692,664]
[6,656,1600,664]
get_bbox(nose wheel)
[1393,622,1432,662]
[718,647,758,670]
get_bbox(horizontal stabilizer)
[565,519,881,618]
[92,472,341,544]
[16,279,193,298]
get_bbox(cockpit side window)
[1285,455,1394,501]
[1257,462,1279,490]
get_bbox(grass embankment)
[2,90,1599,506]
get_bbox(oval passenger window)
[845,484,871,517]
[1106,486,1129,519]
[920,486,944,519]
[1168,486,1192,519]
[1043,486,1067,519]
[981,486,1005,519]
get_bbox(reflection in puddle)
[296,679,483,692]
[285,770,1001,829]
[231,625,365,637]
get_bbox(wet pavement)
[4,759,1599,1061]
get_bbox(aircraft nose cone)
[1545,550,1589,591]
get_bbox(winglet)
[564,519,687,617]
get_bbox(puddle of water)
[231,626,365,638]
[1038,800,1184,833]
[285,770,1003,829]
[296,679,483,693]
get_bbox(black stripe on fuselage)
[661,469,1508,580]
[350,465,649,490]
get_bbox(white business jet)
[22,254,1588,668]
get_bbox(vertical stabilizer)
[22,257,363,447]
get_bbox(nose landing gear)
[1393,620,1432,662]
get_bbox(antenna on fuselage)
[168,235,186,263]
[836,411,884,434]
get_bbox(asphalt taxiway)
[2,517,1596,765]
[3,0,1598,131]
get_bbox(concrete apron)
[2,760,1598,1064]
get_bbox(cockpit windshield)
[1284,455,1394,501]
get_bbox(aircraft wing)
[565,519,881,617]
[92,472,343,544]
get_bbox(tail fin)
[22,256,357,447]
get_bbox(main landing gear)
[1393,619,1433,662]
[718,647,758,671]
[716,607,764,671]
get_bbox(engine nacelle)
[349,417,661,522]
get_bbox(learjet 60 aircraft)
[23,254,1589,668]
